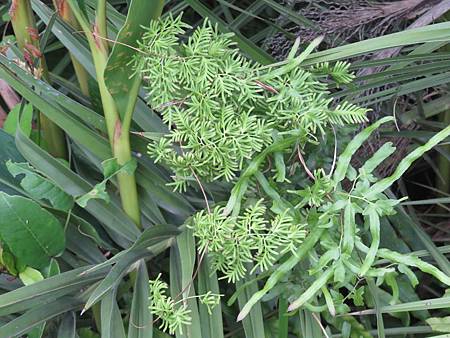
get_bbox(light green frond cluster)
[134,14,368,189]
[189,200,305,282]
[310,61,355,84]
[328,101,369,125]
[288,169,333,208]
[198,291,222,315]
[148,274,191,335]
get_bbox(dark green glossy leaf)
[128,261,152,338]
[15,128,140,247]
[100,289,126,338]
[0,297,83,338]
[0,265,107,316]
[57,312,77,338]
[0,192,65,269]
[3,103,33,137]
[7,161,74,211]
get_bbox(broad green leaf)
[3,103,33,137]
[44,258,60,278]
[0,130,27,196]
[15,128,140,247]
[57,312,76,338]
[197,256,224,338]
[19,267,44,286]
[79,328,100,338]
[0,192,65,269]
[427,316,450,333]
[128,261,152,338]
[101,289,126,338]
[0,265,107,316]
[236,272,266,338]
[170,228,202,338]
[104,0,164,121]
[65,221,107,265]
[0,247,18,275]
[0,297,83,338]
[27,322,46,338]
[6,160,73,211]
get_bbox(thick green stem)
[10,0,67,158]
[52,0,90,96]
[114,125,141,225]
[67,0,141,227]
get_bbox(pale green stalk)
[67,0,141,226]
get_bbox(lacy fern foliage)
[189,201,305,282]
[133,15,368,190]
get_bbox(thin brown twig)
[173,247,208,302]
[329,125,338,176]
[297,145,315,180]
[178,144,211,214]
[311,312,331,338]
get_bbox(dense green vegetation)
[0,1,449,337]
